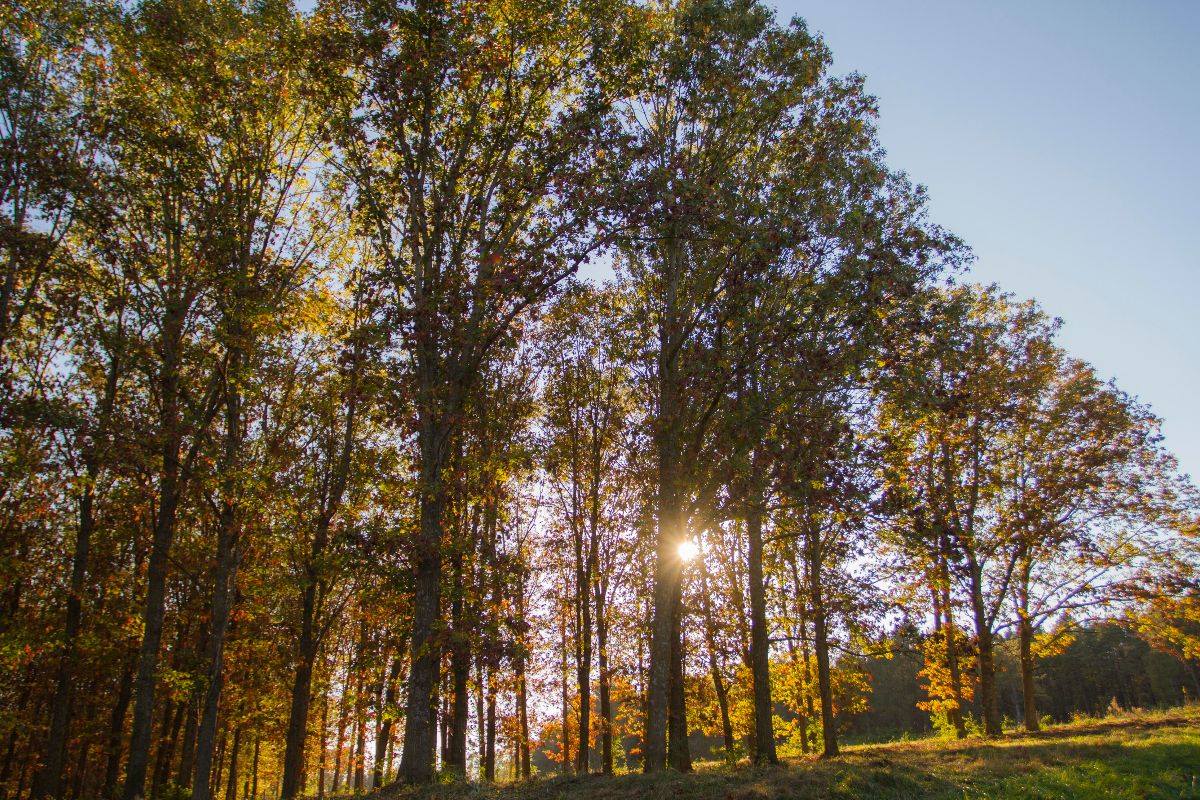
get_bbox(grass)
[380,706,1200,800]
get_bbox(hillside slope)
[381,708,1200,800]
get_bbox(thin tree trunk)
[331,651,350,793]
[317,687,329,800]
[559,600,571,775]
[594,579,613,775]
[223,728,240,800]
[102,650,136,799]
[353,619,367,792]
[1017,569,1040,732]
[667,572,691,772]
[371,651,404,788]
[446,554,469,776]
[807,530,838,758]
[699,555,734,754]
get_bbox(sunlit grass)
[378,706,1200,800]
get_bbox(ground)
[381,707,1200,800]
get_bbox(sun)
[677,538,700,562]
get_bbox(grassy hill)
[381,707,1200,800]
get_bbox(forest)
[2,0,1199,798]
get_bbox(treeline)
[846,620,1200,744]
[1,0,1198,799]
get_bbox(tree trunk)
[102,651,136,799]
[667,574,691,772]
[574,525,592,775]
[280,521,327,799]
[330,650,350,793]
[30,447,101,800]
[699,556,734,755]
[446,554,470,776]
[484,684,496,782]
[223,728,240,800]
[193,359,244,800]
[806,533,838,758]
[398,417,447,784]
[124,300,194,800]
[1017,573,1039,732]
[968,561,1002,736]
[372,652,404,788]
[353,619,368,792]
[594,579,613,775]
[317,687,329,799]
[746,504,777,764]
[36,336,121,800]
[514,640,530,780]
[936,530,968,738]
[559,601,572,775]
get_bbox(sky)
[775,0,1200,479]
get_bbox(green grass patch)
[378,707,1200,800]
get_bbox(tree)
[330,0,630,780]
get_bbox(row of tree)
[2,0,1197,798]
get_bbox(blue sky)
[777,0,1200,479]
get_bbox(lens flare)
[678,539,700,562]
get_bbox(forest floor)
[379,706,1200,800]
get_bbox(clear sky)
[775,0,1200,479]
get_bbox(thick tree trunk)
[667,575,691,772]
[645,475,680,772]
[968,562,1002,736]
[280,520,329,799]
[124,304,189,800]
[746,503,777,764]
[811,605,837,758]
[193,361,244,800]
[398,418,447,784]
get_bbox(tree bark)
[967,558,1002,736]
[446,554,470,776]
[398,417,448,784]
[193,353,244,800]
[102,650,136,799]
[124,298,193,800]
[746,503,777,764]
[30,342,118,800]
[372,651,404,788]
[594,578,613,775]
[223,728,240,800]
[667,573,691,772]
